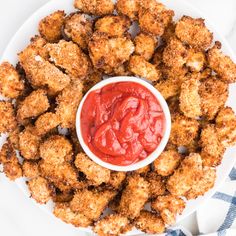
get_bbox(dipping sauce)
[80,82,166,166]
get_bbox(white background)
[0,0,236,235]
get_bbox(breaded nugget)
[135,210,165,234]
[163,37,188,69]
[108,171,126,189]
[22,160,40,179]
[46,40,90,78]
[95,15,131,37]
[40,135,73,164]
[35,112,60,136]
[52,191,74,203]
[185,167,216,199]
[118,174,149,219]
[167,153,203,196]
[170,114,199,146]
[17,89,49,123]
[0,142,22,180]
[134,165,150,175]
[175,16,213,50]
[70,189,116,220]
[116,0,139,20]
[134,33,157,61]
[208,41,236,83]
[146,172,166,198]
[74,0,114,16]
[129,55,160,82]
[27,176,54,204]
[162,21,176,43]
[0,62,24,99]
[186,49,206,72]
[83,70,102,93]
[94,214,131,236]
[159,63,188,80]
[54,202,92,227]
[151,195,185,225]
[75,153,110,185]
[180,78,202,118]
[19,125,41,160]
[89,32,134,74]
[154,150,181,177]
[0,101,17,133]
[39,10,65,42]
[199,77,228,120]
[64,13,93,50]
[68,129,84,154]
[112,63,131,76]
[56,81,83,129]
[8,127,20,149]
[216,107,236,147]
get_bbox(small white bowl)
[76,76,171,171]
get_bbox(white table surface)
[0,0,236,235]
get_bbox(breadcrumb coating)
[46,40,90,78]
[94,214,131,236]
[39,10,65,42]
[54,203,92,227]
[162,21,176,43]
[118,174,149,219]
[74,0,114,16]
[129,55,161,82]
[75,153,110,185]
[167,153,203,196]
[70,189,116,220]
[108,171,126,189]
[89,32,134,74]
[0,62,24,99]
[22,160,40,179]
[175,16,213,50]
[64,13,93,50]
[83,70,102,93]
[116,0,139,20]
[154,150,182,177]
[134,165,150,175]
[135,210,165,234]
[0,101,17,133]
[27,176,54,204]
[208,41,236,83]
[8,128,20,149]
[52,191,74,203]
[186,49,206,72]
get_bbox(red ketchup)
[80,82,165,166]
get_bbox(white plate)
[1,0,236,234]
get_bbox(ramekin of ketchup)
[76,77,171,171]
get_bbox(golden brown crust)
[116,0,139,20]
[83,70,102,93]
[22,160,40,179]
[107,171,126,190]
[186,49,206,72]
[134,165,150,175]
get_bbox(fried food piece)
[134,165,150,175]
[54,202,92,227]
[17,89,49,123]
[0,62,24,99]
[135,210,165,234]
[186,49,206,72]
[129,55,160,82]
[0,101,17,133]
[64,13,93,50]
[83,70,102,93]
[74,0,114,16]
[95,15,131,37]
[163,37,188,69]
[40,135,73,164]
[118,174,149,219]
[39,10,65,42]
[75,153,110,185]
[185,167,216,199]
[46,40,90,78]
[146,172,166,198]
[94,214,131,236]
[175,16,213,50]
[56,81,83,129]
[216,107,236,147]
[134,33,157,61]
[199,77,228,120]
[52,191,74,203]
[0,142,22,180]
[22,160,40,178]
[108,171,126,189]
[180,78,202,118]
[116,0,140,20]
[70,189,116,220]
[162,21,176,43]
[35,112,60,136]
[19,125,41,160]
[151,195,185,225]
[167,153,203,196]
[207,41,236,83]
[154,150,181,177]
[112,63,131,76]
[170,114,199,146]
[8,128,20,149]
[18,38,70,95]
[68,129,84,154]
[89,32,134,74]
[27,176,54,204]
